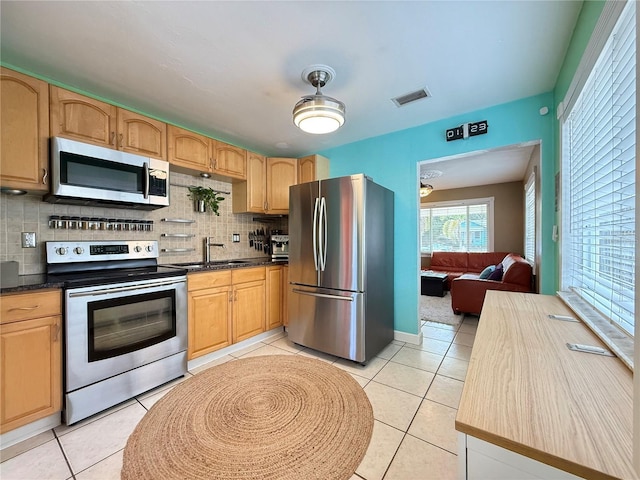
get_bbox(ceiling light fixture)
[293,65,345,134]
[419,182,433,197]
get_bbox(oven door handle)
[67,278,185,297]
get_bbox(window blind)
[561,0,635,335]
[524,172,536,264]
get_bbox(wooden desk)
[455,291,636,480]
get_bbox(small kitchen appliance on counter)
[271,234,289,261]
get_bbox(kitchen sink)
[167,260,251,270]
[226,260,249,264]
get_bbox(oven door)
[65,276,186,393]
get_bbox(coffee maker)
[270,234,289,261]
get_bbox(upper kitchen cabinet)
[116,108,167,159]
[232,151,266,213]
[266,157,297,214]
[167,125,211,173]
[212,141,246,180]
[232,155,296,214]
[168,126,247,180]
[297,154,329,184]
[0,67,50,193]
[50,86,117,148]
[50,87,167,159]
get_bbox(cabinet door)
[213,141,246,180]
[167,125,212,173]
[266,266,283,330]
[50,86,117,148]
[266,157,297,214]
[0,68,50,193]
[283,265,289,327]
[188,286,232,359]
[232,280,265,343]
[297,154,329,184]
[0,315,62,433]
[117,109,167,159]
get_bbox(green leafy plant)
[187,186,226,215]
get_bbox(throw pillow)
[479,265,496,279]
[487,263,504,281]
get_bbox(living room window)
[524,172,536,269]
[420,198,494,254]
[559,0,635,358]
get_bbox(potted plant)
[187,186,225,215]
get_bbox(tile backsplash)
[0,172,286,275]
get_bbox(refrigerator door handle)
[312,197,320,271]
[291,288,354,302]
[319,196,327,271]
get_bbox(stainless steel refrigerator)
[288,174,394,363]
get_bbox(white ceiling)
[1,1,581,164]
[419,142,537,191]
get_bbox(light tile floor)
[0,315,478,480]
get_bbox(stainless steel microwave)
[45,137,169,210]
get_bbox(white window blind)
[524,172,536,265]
[420,198,493,254]
[561,0,635,335]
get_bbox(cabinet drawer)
[232,267,265,284]
[188,270,231,291]
[1,289,61,324]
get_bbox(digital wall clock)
[445,120,488,141]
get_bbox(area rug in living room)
[420,292,462,326]
[121,355,374,480]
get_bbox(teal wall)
[318,0,605,337]
[321,93,555,335]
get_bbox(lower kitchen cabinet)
[0,289,62,434]
[266,265,283,330]
[231,268,266,343]
[282,265,289,327]
[187,267,266,359]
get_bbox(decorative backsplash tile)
[0,172,286,275]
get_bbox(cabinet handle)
[9,305,39,311]
[111,132,116,145]
[234,291,238,302]
[119,133,123,148]
[229,291,233,303]
[42,168,48,185]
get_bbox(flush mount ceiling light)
[419,182,433,197]
[293,65,345,134]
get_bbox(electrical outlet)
[22,232,36,248]
[232,233,240,243]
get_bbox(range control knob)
[134,245,142,253]
[145,245,154,252]
[56,247,68,256]
[74,247,84,255]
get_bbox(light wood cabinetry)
[266,265,283,330]
[0,289,62,434]
[212,141,246,179]
[187,267,266,359]
[283,265,289,327]
[50,86,167,159]
[297,154,329,184]
[0,67,50,193]
[231,267,266,343]
[168,125,247,180]
[266,157,297,214]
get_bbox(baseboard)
[0,413,61,450]
[394,330,423,345]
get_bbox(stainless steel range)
[46,240,187,425]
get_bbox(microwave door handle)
[143,162,150,199]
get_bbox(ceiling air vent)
[392,87,432,107]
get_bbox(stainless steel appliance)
[46,137,170,210]
[46,240,187,424]
[288,174,394,363]
[271,234,289,261]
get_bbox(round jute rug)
[121,354,373,480]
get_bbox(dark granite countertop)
[0,258,288,295]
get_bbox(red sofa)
[450,253,533,315]
[427,251,513,290]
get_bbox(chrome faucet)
[204,237,225,262]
